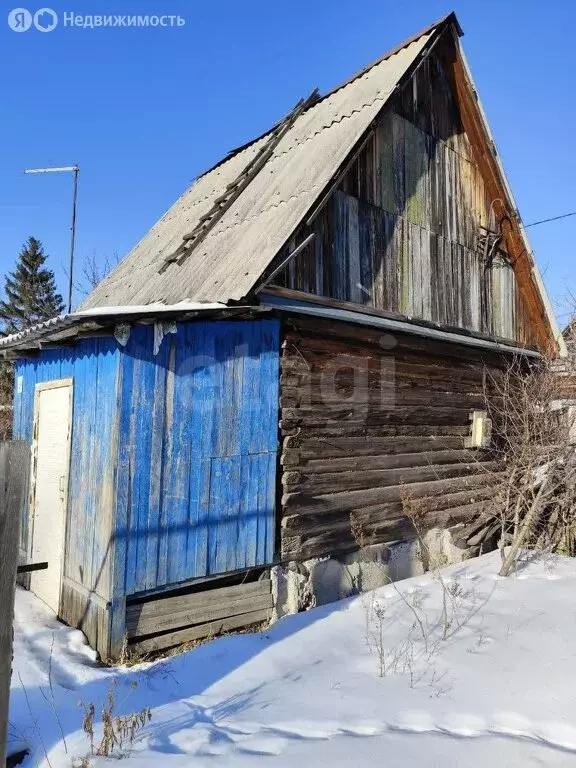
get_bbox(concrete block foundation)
[271,527,468,621]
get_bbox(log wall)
[279,314,507,560]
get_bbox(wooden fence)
[0,441,29,765]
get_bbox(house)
[1,12,565,661]
[553,322,576,401]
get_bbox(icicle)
[153,321,177,355]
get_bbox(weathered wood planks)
[60,579,111,662]
[126,578,273,653]
[130,608,271,655]
[271,35,537,348]
[0,441,29,765]
[13,340,120,616]
[114,320,280,598]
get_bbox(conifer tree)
[0,237,64,437]
[0,236,65,334]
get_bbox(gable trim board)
[449,36,564,356]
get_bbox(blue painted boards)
[13,339,120,601]
[13,318,281,605]
[115,318,280,596]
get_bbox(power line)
[521,211,576,229]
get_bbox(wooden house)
[1,13,565,661]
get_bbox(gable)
[270,32,531,345]
[268,29,561,352]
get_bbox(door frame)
[28,378,74,615]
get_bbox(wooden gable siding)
[279,314,506,560]
[272,41,533,347]
[553,328,576,399]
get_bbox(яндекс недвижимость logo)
[8,7,58,31]
[7,9,185,30]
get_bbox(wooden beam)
[128,592,273,638]
[129,607,272,654]
[0,442,29,765]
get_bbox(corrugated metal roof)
[0,303,250,352]
[81,28,435,309]
[0,315,70,349]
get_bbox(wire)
[521,211,576,229]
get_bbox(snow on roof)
[0,301,233,352]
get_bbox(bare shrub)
[116,636,152,668]
[79,679,152,760]
[353,514,473,681]
[364,597,388,677]
[465,352,576,575]
[71,250,120,298]
[39,635,68,754]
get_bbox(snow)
[9,551,576,766]
[73,301,229,317]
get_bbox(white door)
[30,380,73,614]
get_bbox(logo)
[8,8,32,31]
[7,6,58,31]
[34,7,57,30]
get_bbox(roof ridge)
[196,12,461,182]
[319,11,461,103]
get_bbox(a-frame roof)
[81,12,563,354]
[81,16,444,309]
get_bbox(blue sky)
[0,1,574,324]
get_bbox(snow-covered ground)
[9,550,576,767]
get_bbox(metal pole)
[23,165,80,314]
[68,166,79,313]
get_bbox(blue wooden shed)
[11,313,281,659]
[2,13,563,660]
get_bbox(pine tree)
[0,237,64,438]
[0,236,65,335]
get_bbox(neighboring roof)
[0,303,253,355]
[80,17,444,310]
